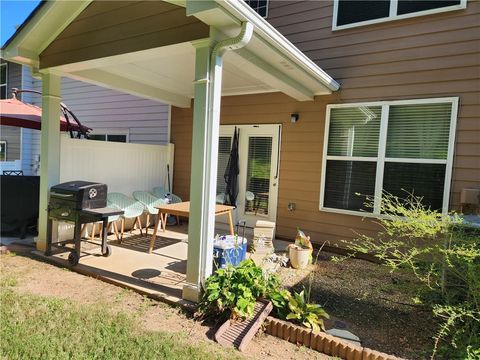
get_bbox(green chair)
[107,192,145,241]
[152,187,182,204]
[132,191,167,235]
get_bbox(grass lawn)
[0,286,241,360]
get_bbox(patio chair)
[152,187,182,204]
[107,192,145,241]
[152,187,182,224]
[132,191,167,235]
[87,201,122,241]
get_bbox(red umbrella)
[0,97,89,132]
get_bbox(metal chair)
[107,192,145,241]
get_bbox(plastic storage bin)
[213,235,247,269]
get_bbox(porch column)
[37,71,62,251]
[183,39,220,302]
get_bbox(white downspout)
[200,21,254,285]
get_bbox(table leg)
[149,212,161,254]
[228,210,234,235]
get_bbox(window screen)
[337,0,390,26]
[397,0,461,15]
[245,0,269,18]
[0,64,7,100]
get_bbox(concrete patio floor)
[31,223,291,306]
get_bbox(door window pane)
[217,136,232,203]
[386,103,451,159]
[328,106,382,157]
[337,0,390,26]
[323,160,376,212]
[245,137,272,215]
[383,162,446,211]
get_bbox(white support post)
[36,71,61,251]
[183,40,219,302]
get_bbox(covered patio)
[2,0,338,302]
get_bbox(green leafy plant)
[284,289,329,333]
[340,191,480,359]
[197,259,330,334]
[196,259,280,320]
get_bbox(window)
[0,63,7,100]
[245,0,269,18]
[333,0,466,30]
[320,98,458,216]
[89,132,128,143]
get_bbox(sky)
[1,0,41,46]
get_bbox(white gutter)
[216,0,340,92]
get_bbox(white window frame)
[319,97,459,217]
[332,0,467,31]
[89,129,129,143]
[0,63,7,100]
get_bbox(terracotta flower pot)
[288,245,312,269]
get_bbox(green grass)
[0,288,241,360]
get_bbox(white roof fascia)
[2,1,92,68]
[215,0,340,93]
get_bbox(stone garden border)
[265,317,406,360]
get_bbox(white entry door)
[218,124,281,228]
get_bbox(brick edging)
[264,317,405,360]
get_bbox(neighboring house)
[0,59,170,175]
[172,0,479,243]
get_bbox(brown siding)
[171,1,479,245]
[40,1,209,69]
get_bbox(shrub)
[196,259,329,333]
[341,192,480,359]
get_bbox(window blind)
[386,103,451,160]
[245,136,272,215]
[328,106,382,157]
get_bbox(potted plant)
[288,228,313,269]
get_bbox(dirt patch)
[0,249,331,360]
[277,251,437,359]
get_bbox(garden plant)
[337,192,480,359]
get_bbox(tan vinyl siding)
[30,76,170,145]
[171,0,479,245]
[40,1,209,69]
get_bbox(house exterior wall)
[5,61,170,175]
[1,61,23,165]
[171,1,480,244]
[39,1,210,69]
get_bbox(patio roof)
[1,0,340,107]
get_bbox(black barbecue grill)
[45,181,123,265]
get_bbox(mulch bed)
[277,251,437,359]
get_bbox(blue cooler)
[213,235,247,269]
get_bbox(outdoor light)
[290,113,299,123]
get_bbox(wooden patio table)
[149,201,235,253]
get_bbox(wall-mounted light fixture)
[290,113,299,123]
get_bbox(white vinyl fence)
[60,137,174,195]
[54,137,174,241]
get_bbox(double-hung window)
[0,63,7,100]
[333,0,467,30]
[320,98,458,216]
